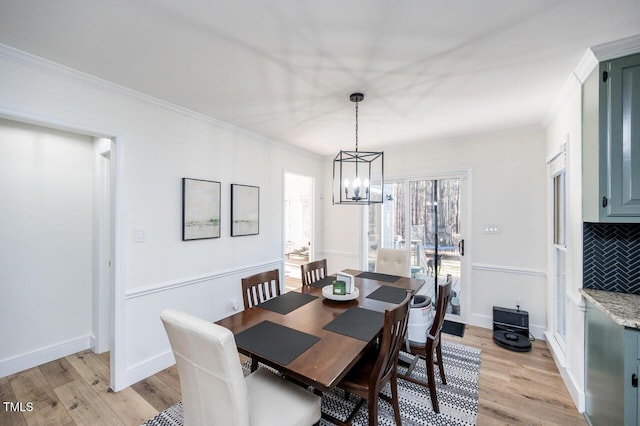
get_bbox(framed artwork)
[182,178,221,240]
[231,184,259,236]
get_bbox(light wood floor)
[1,325,585,425]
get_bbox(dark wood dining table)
[216,269,424,392]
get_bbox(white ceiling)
[1,0,640,155]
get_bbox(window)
[549,144,567,352]
[553,173,566,246]
[553,172,567,342]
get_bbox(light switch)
[483,224,500,234]
[134,227,145,242]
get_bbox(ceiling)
[1,1,640,156]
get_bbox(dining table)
[216,269,424,392]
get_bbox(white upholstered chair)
[160,309,321,426]
[375,248,412,277]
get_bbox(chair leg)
[435,340,447,385]
[390,373,402,426]
[425,351,440,414]
[367,391,379,426]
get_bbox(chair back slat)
[372,292,411,386]
[301,259,328,286]
[241,269,281,309]
[429,274,453,342]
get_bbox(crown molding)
[542,72,582,127]
[574,49,599,84]
[0,43,321,159]
[590,33,640,61]
[0,43,219,123]
[543,34,640,125]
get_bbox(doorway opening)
[0,117,115,380]
[283,173,314,291]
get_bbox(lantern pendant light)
[332,93,384,205]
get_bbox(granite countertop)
[580,288,640,329]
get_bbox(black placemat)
[357,271,401,283]
[366,285,409,304]
[257,292,317,315]
[323,307,384,341]
[308,275,336,288]
[234,321,320,365]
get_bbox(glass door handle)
[458,239,465,256]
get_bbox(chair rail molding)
[471,263,547,277]
[317,249,359,259]
[125,258,283,299]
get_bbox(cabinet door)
[602,54,640,218]
[586,301,625,424]
[637,364,640,426]
[624,328,640,425]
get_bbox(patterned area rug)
[142,341,481,426]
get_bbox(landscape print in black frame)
[182,178,221,240]
[231,184,259,236]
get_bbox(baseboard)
[122,349,175,390]
[545,331,585,413]
[0,334,91,378]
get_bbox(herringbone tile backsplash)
[583,222,640,294]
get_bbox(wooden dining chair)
[241,269,282,371]
[160,309,321,426]
[375,248,412,278]
[327,292,411,426]
[301,259,328,286]
[241,269,282,309]
[399,274,453,413]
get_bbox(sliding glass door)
[367,175,466,319]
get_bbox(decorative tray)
[322,285,359,301]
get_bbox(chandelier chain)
[354,100,359,152]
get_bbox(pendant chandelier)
[332,93,384,205]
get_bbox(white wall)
[0,118,94,377]
[0,46,323,389]
[544,73,586,412]
[322,125,549,336]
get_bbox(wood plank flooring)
[1,325,586,425]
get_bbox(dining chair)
[301,259,328,286]
[399,274,453,413]
[241,269,282,371]
[375,248,412,277]
[241,269,282,309]
[327,292,411,426]
[160,309,321,426]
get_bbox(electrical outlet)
[231,300,241,311]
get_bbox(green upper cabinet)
[603,54,640,218]
[584,52,640,222]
